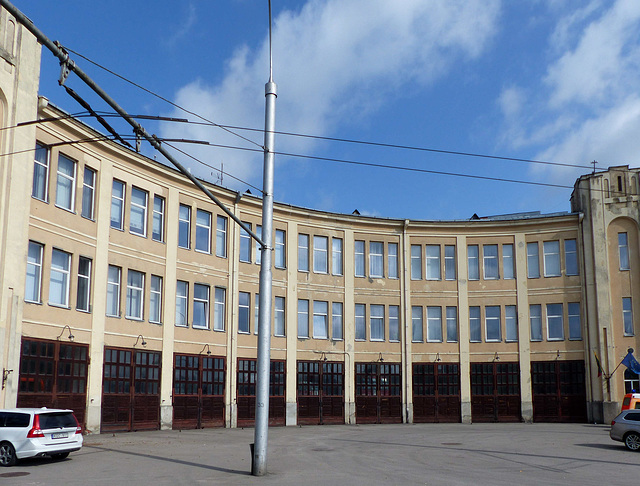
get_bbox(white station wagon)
[0,408,83,466]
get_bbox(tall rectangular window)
[254,294,260,335]
[214,287,226,331]
[126,270,144,320]
[152,195,165,242]
[446,306,457,342]
[332,302,343,340]
[81,166,96,220]
[313,301,328,339]
[332,237,343,275]
[32,142,49,201]
[130,187,148,237]
[505,305,517,342]
[196,209,212,253]
[49,249,71,307]
[568,302,581,340]
[388,242,399,279]
[149,275,162,324]
[530,304,542,341]
[106,265,121,317]
[546,303,564,340]
[389,305,399,342]
[216,216,227,257]
[527,242,540,278]
[355,303,366,340]
[110,180,125,230]
[483,244,499,279]
[444,245,456,280]
[313,236,328,274]
[175,280,188,326]
[255,226,262,265]
[543,241,561,277]
[297,299,309,338]
[370,304,385,341]
[298,234,309,272]
[426,306,443,342]
[275,229,286,269]
[503,244,514,279]
[178,204,191,249]
[55,154,76,211]
[468,245,479,280]
[76,256,92,312]
[623,297,634,336]
[412,306,423,342]
[565,239,578,276]
[238,292,250,333]
[25,241,44,303]
[193,284,210,329]
[411,245,422,280]
[426,245,441,280]
[274,296,285,337]
[369,241,384,278]
[619,233,630,270]
[240,222,252,262]
[485,305,501,342]
[469,306,481,342]
[355,240,365,277]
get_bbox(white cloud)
[161,0,501,188]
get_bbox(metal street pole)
[252,1,276,476]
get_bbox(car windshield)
[38,412,76,429]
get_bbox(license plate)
[51,432,68,439]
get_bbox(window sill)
[54,205,76,214]
[193,326,210,331]
[195,249,212,255]
[48,303,70,310]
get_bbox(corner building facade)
[1,11,639,432]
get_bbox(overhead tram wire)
[57,47,594,173]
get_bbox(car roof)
[0,408,73,414]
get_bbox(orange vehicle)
[621,393,640,411]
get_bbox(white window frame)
[444,245,456,280]
[152,195,165,242]
[425,245,441,281]
[564,239,578,276]
[129,186,148,237]
[446,306,457,343]
[469,306,481,343]
[355,240,365,277]
[240,221,252,263]
[238,291,250,334]
[468,245,479,281]
[175,280,188,327]
[49,248,71,308]
[411,306,423,342]
[369,241,384,278]
[370,304,385,342]
[125,269,144,320]
[313,236,329,274]
[275,229,286,269]
[530,304,542,341]
[76,256,92,313]
[483,244,499,280]
[623,297,634,336]
[313,301,329,339]
[192,283,210,330]
[81,166,96,220]
[255,225,263,265]
[388,242,399,279]
[332,237,343,276]
[568,302,581,340]
[111,180,125,230]
[178,204,191,249]
[32,142,49,202]
[546,303,564,341]
[298,234,309,272]
[297,299,309,338]
[505,305,517,342]
[275,296,285,337]
[216,215,227,258]
[410,245,422,280]
[543,240,561,277]
[619,232,630,270]
[195,209,212,254]
[332,302,344,340]
[55,153,76,212]
[25,241,44,303]
[355,303,366,341]
[426,306,443,343]
[502,244,515,279]
[214,287,226,331]
[527,242,540,278]
[485,305,501,342]
[149,275,162,324]
[106,265,122,317]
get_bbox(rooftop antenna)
[252,0,276,477]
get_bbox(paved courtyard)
[1,422,637,485]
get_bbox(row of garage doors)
[16,339,588,431]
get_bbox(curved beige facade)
[2,9,639,432]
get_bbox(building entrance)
[471,362,521,422]
[412,363,461,423]
[532,360,587,422]
[355,363,402,424]
[297,360,344,425]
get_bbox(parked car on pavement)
[0,408,83,466]
[610,409,640,451]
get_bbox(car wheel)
[51,452,69,461]
[0,442,17,467]
[624,432,640,451]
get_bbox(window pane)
[106,266,121,317]
[32,143,49,201]
[239,292,250,333]
[178,204,191,249]
[468,245,479,280]
[298,234,309,272]
[81,167,96,219]
[25,241,43,303]
[370,304,384,341]
[565,239,578,276]
[314,236,328,273]
[412,306,423,342]
[152,196,165,242]
[176,281,188,326]
[275,230,286,268]
[297,299,309,338]
[527,242,540,278]
[369,242,384,278]
[503,244,514,279]
[444,245,456,280]
[216,216,227,257]
[530,304,542,341]
[485,306,501,342]
[411,245,422,280]
[110,180,125,230]
[469,306,481,342]
[505,305,517,342]
[240,222,252,262]
[543,241,561,277]
[388,243,399,279]
[214,287,226,331]
[332,302,344,340]
[426,245,441,280]
[446,306,457,342]
[619,233,630,270]
[126,270,144,320]
[313,301,328,339]
[355,304,366,340]
[130,187,148,236]
[355,240,365,277]
[483,245,498,279]
[426,306,442,342]
[55,154,75,210]
[193,284,209,329]
[568,302,581,340]
[389,305,399,342]
[623,297,634,336]
[546,303,564,340]
[150,275,162,323]
[49,249,70,307]
[196,209,212,253]
[77,257,92,312]
[275,296,285,336]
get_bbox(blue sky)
[12,0,640,220]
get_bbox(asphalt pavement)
[1,422,637,485]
